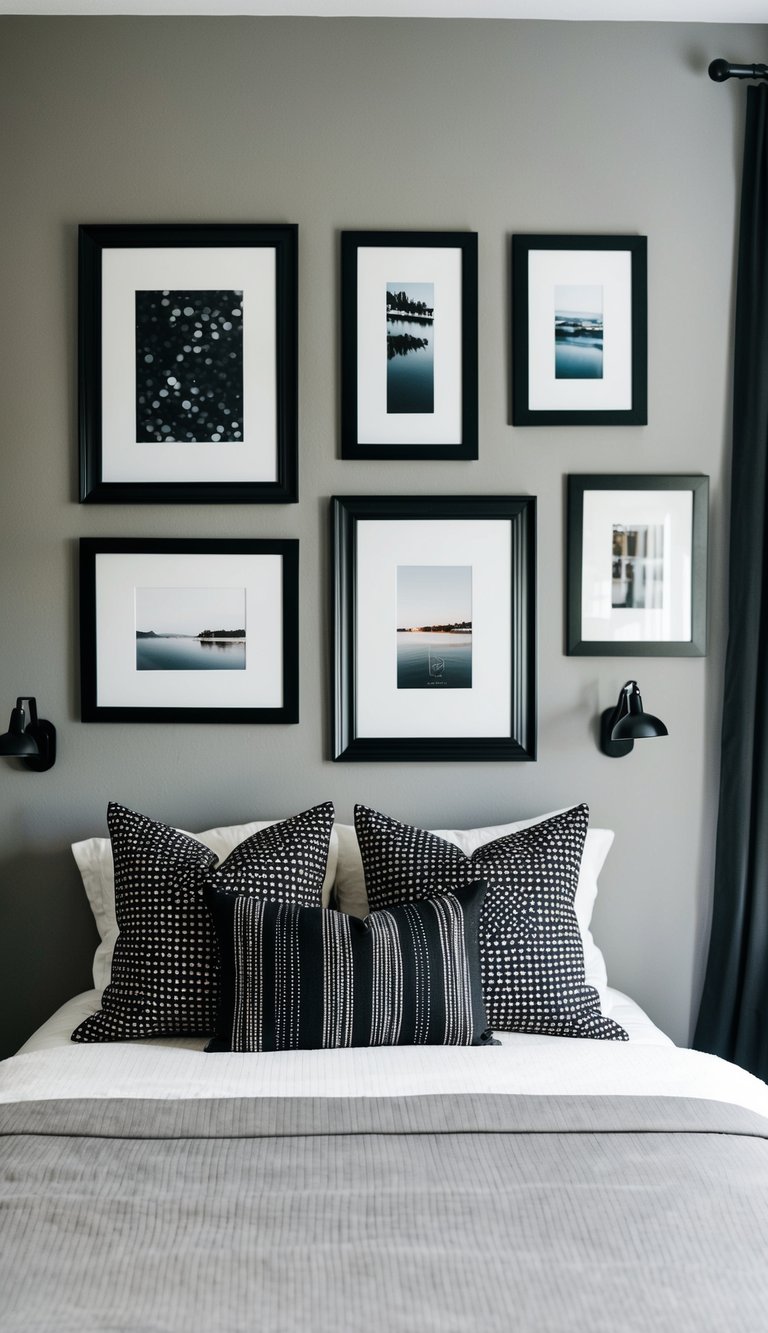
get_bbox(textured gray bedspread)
[2,1093,768,1332]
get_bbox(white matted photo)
[513,235,647,426]
[332,496,536,761]
[567,475,708,657]
[341,232,478,460]
[80,539,299,722]
[79,224,298,503]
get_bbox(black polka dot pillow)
[71,800,335,1042]
[354,802,627,1041]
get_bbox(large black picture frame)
[80,537,299,722]
[341,231,478,460]
[79,223,298,503]
[567,474,708,656]
[332,495,536,761]
[512,234,647,427]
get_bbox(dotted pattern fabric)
[355,803,628,1041]
[71,800,335,1043]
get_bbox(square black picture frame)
[79,223,298,503]
[567,474,708,656]
[512,234,647,427]
[341,231,478,460]
[332,495,536,761]
[80,537,299,722]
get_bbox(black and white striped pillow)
[71,800,335,1042]
[205,880,494,1052]
[355,803,628,1041]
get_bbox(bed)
[2,804,768,1331]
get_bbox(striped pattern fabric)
[4,1094,768,1333]
[206,881,492,1052]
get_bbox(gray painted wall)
[0,15,758,1056]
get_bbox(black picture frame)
[332,495,536,761]
[80,538,299,722]
[566,474,708,656]
[341,231,478,460]
[79,223,298,503]
[512,234,647,427]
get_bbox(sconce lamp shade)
[600,680,667,758]
[0,697,56,771]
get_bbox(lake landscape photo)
[386,281,435,414]
[135,288,244,444]
[554,283,603,379]
[135,585,246,671]
[396,564,472,690]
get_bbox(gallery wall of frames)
[77,222,707,760]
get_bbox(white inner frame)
[580,489,693,643]
[528,248,633,413]
[94,551,284,708]
[101,246,277,483]
[356,246,463,446]
[355,518,512,738]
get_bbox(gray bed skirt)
[2,1093,768,1331]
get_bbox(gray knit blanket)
[2,1093,767,1331]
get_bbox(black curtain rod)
[709,59,768,83]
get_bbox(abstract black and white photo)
[135,586,246,670]
[386,281,435,414]
[136,290,244,444]
[79,224,298,501]
[396,564,472,689]
[611,524,664,610]
[554,284,603,380]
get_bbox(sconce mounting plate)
[600,708,634,758]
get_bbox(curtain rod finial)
[709,59,768,83]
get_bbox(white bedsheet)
[3,988,768,1119]
[17,986,671,1055]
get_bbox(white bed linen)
[4,989,768,1119]
[17,986,669,1055]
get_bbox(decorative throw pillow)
[72,815,339,992]
[71,800,335,1043]
[206,880,494,1053]
[333,817,614,1003]
[354,803,627,1041]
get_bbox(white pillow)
[73,817,340,993]
[333,812,613,1004]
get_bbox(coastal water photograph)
[135,288,244,444]
[135,585,246,671]
[386,281,434,414]
[554,284,603,380]
[611,524,665,610]
[396,564,472,690]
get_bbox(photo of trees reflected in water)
[387,281,434,413]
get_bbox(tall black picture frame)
[79,223,298,503]
[341,231,478,460]
[332,495,536,761]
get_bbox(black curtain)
[694,85,768,1080]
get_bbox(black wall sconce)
[600,680,667,758]
[0,697,56,771]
